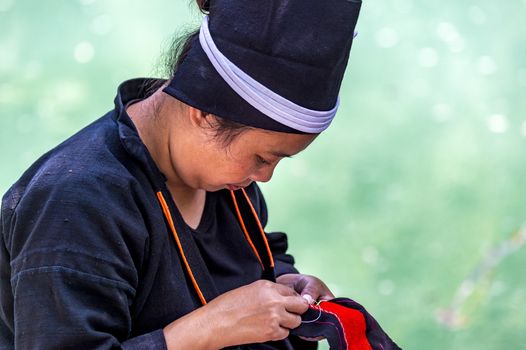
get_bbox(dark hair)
[159,0,251,148]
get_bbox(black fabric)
[291,298,402,350]
[230,190,274,280]
[164,0,362,133]
[0,78,311,349]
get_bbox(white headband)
[198,16,339,133]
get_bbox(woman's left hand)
[275,273,335,304]
[276,273,334,342]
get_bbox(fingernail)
[302,294,314,304]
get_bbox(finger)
[319,292,335,301]
[279,311,303,330]
[271,327,290,342]
[301,279,335,301]
[275,282,300,297]
[302,294,315,305]
[300,282,323,301]
[283,295,309,315]
[292,275,309,294]
[275,273,296,288]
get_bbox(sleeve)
[4,175,167,350]
[248,183,300,278]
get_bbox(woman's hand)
[276,273,335,304]
[276,273,335,343]
[163,279,309,350]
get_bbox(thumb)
[300,283,321,304]
[301,294,315,305]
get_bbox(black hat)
[163,0,362,134]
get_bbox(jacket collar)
[113,78,168,190]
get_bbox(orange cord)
[156,191,207,305]
[240,188,275,268]
[229,191,265,269]
[156,188,275,305]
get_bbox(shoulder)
[0,111,166,297]
[3,112,145,215]
[1,112,155,258]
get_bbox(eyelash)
[256,155,271,166]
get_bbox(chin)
[205,182,251,192]
[205,184,229,192]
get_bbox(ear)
[188,106,215,129]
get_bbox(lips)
[226,181,252,190]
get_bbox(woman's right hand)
[208,279,310,347]
[163,279,310,350]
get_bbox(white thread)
[301,300,328,324]
[301,306,322,324]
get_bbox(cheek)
[214,153,255,182]
[222,158,254,179]
[198,139,258,186]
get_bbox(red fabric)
[320,301,373,350]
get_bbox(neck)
[127,89,208,230]
[127,89,201,202]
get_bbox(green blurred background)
[1,0,525,348]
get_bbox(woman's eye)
[256,155,271,166]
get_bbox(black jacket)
[0,79,311,349]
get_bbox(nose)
[251,164,276,183]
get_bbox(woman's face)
[171,115,318,192]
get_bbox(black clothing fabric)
[292,298,402,350]
[0,78,307,349]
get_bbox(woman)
[0,0,361,348]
